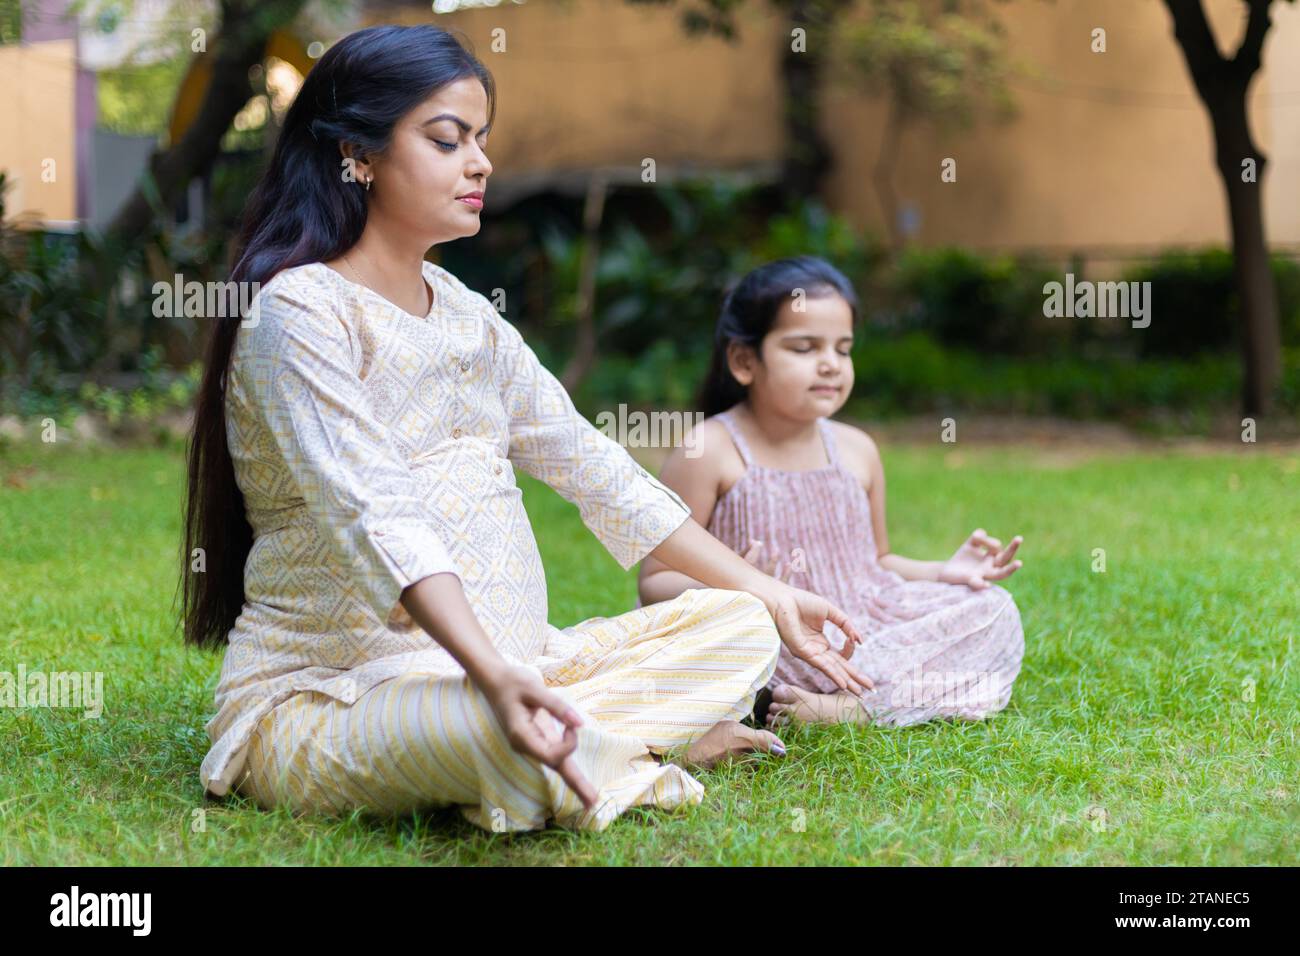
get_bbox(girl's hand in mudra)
[762,581,875,697]
[742,539,786,582]
[481,664,599,811]
[741,539,806,585]
[940,528,1023,591]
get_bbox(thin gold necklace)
[343,248,435,319]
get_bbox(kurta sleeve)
[482,301,692,570]
[236,283,462,628]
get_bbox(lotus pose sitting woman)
[180,25,872,832]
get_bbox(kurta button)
[452,427,462,439]
[460,360,470,371]
[494,464,502,475]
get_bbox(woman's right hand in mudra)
[481,664,600,812]
[763,582,875,697]
[743,538,873,697]
[742,544,875,697]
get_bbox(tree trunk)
[1215,102,1281,417]
[1164,0,1282,416]
[104,0,306,244]
[873,89,906,256]
[560,174,609,393]
[777,0,836,207]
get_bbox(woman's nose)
[468,143,492,178]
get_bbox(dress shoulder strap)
[817,417,844,469]
[714,407,755,467]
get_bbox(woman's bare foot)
[673,719,786,770]
[765,683,873,727]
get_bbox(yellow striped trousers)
[237,588,780,831]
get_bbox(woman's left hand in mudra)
[940,528,1023,590]
[763,582,875,698]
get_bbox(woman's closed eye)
[431,137,489,154]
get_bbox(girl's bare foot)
[765,683,873,727]
[673,719,786,770]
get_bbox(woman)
[179,24,873,832]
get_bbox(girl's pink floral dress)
[706,406,1025,724]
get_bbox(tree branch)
[1230,0,1273,83]
[1162,0,1228,103]
[104,0,306,243]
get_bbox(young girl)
[179,27,874,833]
[638,256,1026,728]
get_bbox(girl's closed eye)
[791,345,852,356]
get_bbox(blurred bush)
[531,181,880,360]
[1122,248,1300,358]
[883,246,1061,355]
[0,154,258,421]
[570,339,710,412]
[844,330,1282,417]
[3,159,1297,431]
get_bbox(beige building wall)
[385,0,786,172]
[0,39,79,223]
[414,0,1300,253]
[6,0,1297,252]
[822,0,1300,252]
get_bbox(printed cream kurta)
[202,259,780,830]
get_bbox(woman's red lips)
[457,191,484,209]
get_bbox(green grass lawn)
[1,436,1297,865]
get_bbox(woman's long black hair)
[697,255,861,418]
[180,25,496,648]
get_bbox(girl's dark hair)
[180,25,495,648]
[697,255,860,418]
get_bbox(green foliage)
[748,199,886,282]
[0,229,104,387]
[70,348,201,425]
[539,180,875,360]
[572,339,710,411]
[835,0,1018,127]
[5,146,1295,427]
[844,332,1298,419]
[521,181,1292,423]
[886,246,1059,354]
[0,0,21,45]
[1122,249,1300,358]
[0,149,260,420]
[97,55,193,137]
[1,347,200,443]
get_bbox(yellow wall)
[7,0,1299,252]
[386,0,786,172]
[411,0,1300,252]
[820,0,1300,252]
[0,39,79,223]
